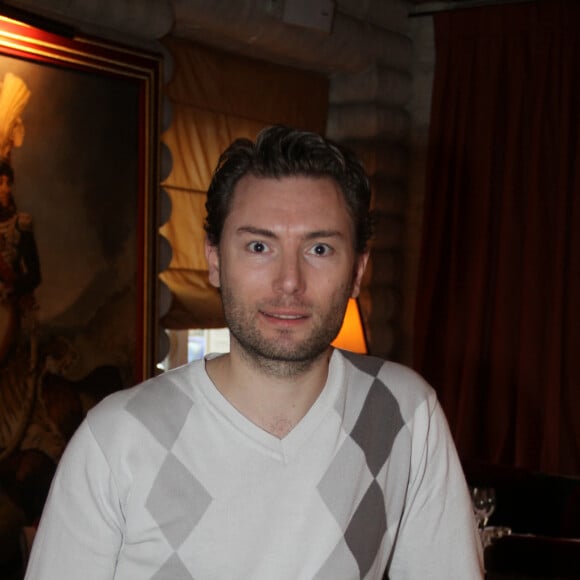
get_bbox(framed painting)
[0,11,161,545]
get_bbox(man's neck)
[205,346,332,439]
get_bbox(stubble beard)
[220,284,350,379]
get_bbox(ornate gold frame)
[0,15,161,382]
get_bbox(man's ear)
[350,251,369,298]
[205,237,220,288]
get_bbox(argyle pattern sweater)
[26,349,483,579]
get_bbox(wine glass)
[471,486,496,530]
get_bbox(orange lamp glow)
[331,298,368,354]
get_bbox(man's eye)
[309,243,332,256]
[248,241,268,253]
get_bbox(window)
[160,328,230,370]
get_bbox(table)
[485,533,580,579]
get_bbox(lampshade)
[331,298,368,354]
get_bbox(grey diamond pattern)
[146,453,212,549]
[151,553,195,580]
[317,355,407,578]
[318,437,368,526]
[313,538,359,579]
[350,378,404,477]
[126,381,193,449]
[344,480,387,578]
[341,350,384,377]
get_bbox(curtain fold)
[160,39,328,329]
[414,0,580,475]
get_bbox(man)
[25,126,483,579]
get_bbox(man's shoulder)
[337,349,436,421]
[339,350,432,395]
[85,360,203,443]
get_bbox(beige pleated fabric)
[160,38,328,329]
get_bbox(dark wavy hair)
[204,125,373,253]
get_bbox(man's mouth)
[260,308,310,321]
[269,313,304,320]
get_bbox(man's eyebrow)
[236,226,276,238]
[304,230,344,240]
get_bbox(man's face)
[206,175,368,366]
[0,175,12,207]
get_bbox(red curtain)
[414,0,580,475]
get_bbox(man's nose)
[273,253,306,295]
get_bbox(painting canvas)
[0,16,160,573]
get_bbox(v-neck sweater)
[26,349,483,580]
